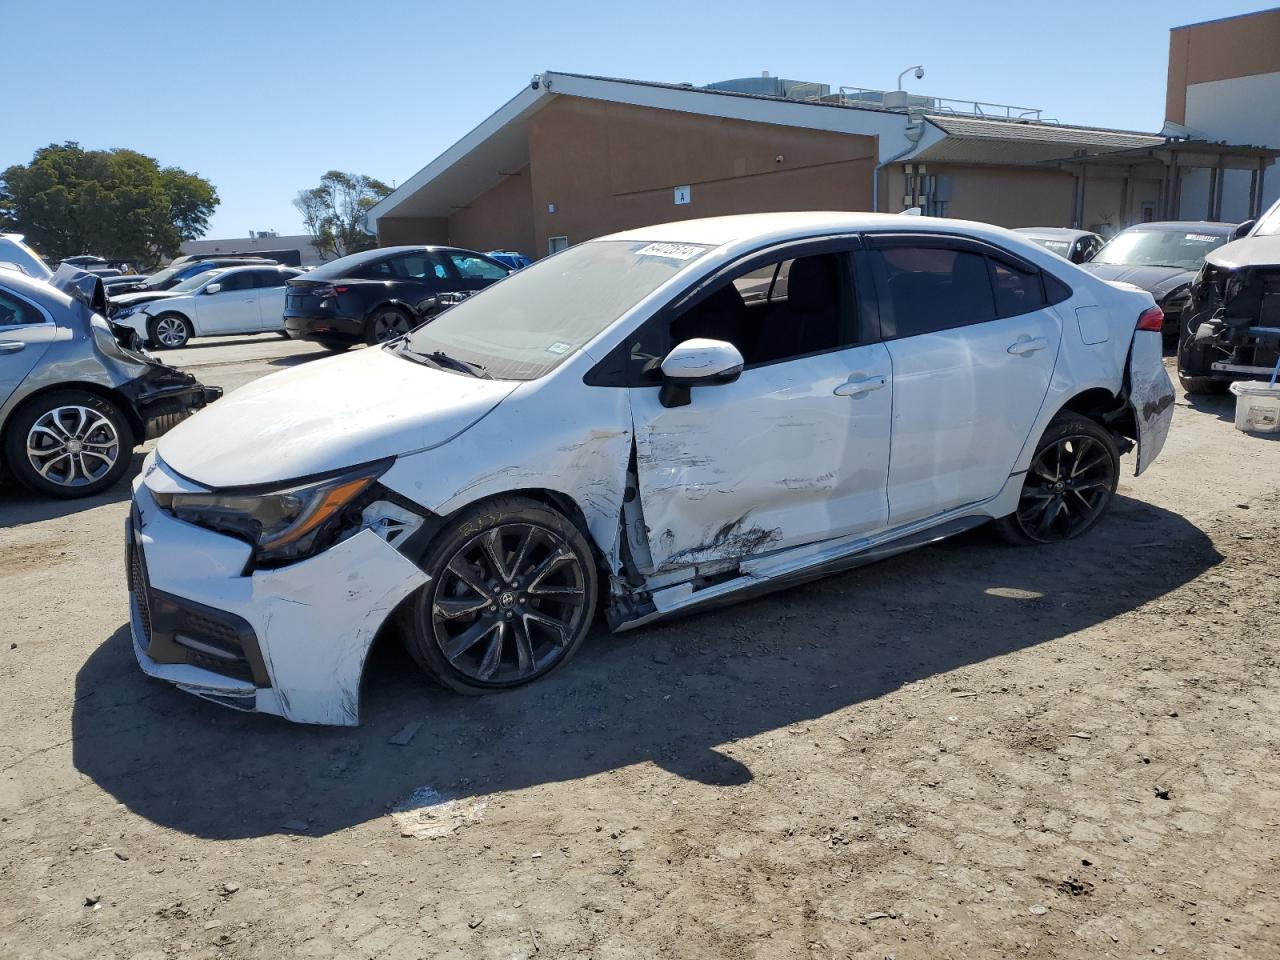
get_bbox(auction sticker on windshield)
[1185,234,1218,243]
[635,242,706,261]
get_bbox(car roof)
[1115,221,1237,234]
[1013,227,1095,240]
[598,211,1050,251]
[0,265,73,309]
[305,244,500,279]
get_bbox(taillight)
[1136,306,1164,332]
[298,283,347,299]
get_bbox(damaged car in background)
[1178,197,1280,394]
[126,212,1174,725]
[0,267,220,498]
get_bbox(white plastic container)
[1229,380,1280,434]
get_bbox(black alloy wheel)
[405,496,597,694]
[997,415,1119,544]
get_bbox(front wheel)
[403,496,598,694]
[995,414,1120,545]
[147,313,192,349]
[4,390,134,498]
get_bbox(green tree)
[0,142,218,265]
[293,171,391,260]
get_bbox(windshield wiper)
[392,341,491,379]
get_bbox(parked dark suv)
[283,245,510,349]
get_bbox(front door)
[0,285,58,405]
[863,236,1062,526]
[194,271,261,335]
[627,246,893,573]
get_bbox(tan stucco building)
[370,63,1275,258]
[1165,7,1280,220]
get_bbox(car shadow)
[71,493,1219,840]
[0,451,144,528]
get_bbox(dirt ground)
[1,337,1278,960]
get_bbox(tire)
[995,414,1120,545]
[3,390,134,498]
[147,312,192,349]
[364,305,415,346]
[403,496,598,695]
[1178,374,1229,395]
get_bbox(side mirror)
[204,283,222,295]
[1232,219,1256,240]
[658,338,744,408]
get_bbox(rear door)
[250,268,293,330]
[862,235,1063,526]
[360,251,451,316]
[0,284,58,406]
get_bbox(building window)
[548,236,569,255]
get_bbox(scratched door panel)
[629,342,893,572]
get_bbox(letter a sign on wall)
[674,185,691,205]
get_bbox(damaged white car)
[127,213,1174,725]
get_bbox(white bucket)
[1229,380,1280,434]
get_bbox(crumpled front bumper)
[126,476,428,725]
[120,363,223,440]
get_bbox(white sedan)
[112,265,302,348]
[125,212,1174,725]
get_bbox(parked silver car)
[0,267,221,498]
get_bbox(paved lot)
[1,339,1278,959]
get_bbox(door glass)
[448,253,508,281]
[665,252,853,368]
[988,260,1046,318]
[0,289,46,326]
[871,247,996,338]
[214,271,253,292]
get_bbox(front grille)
[128,540,154,647]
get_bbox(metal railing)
[805,85,1052,123]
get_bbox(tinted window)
[214,271,254,292]
[449,253,508,281]
[665,251,854,368]
[360,252,444,280]
[0,288,45,327]
[989,259,1046,317]
[872,246,996,338]
[251,269,290,288]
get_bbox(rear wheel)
[403,496,597,695]
[995,414,1119,545]
[4,390,134,498]
[147,312,192,349]
[365,306,414,345]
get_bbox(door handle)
[1008,336,1049,356]
[0,341,25,354]
[833,375,887,398]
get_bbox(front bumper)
[126,474,428,725]
[121,364,223,440]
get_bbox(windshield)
[402,240,710,381]
[1253,201,1280,237]
[1091,229,1229,269]
[137,265,183,289]
[1028,237,1071,256]
[170,269,221,293]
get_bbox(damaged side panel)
[1127,331,1175,476]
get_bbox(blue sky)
[2,1,1265,238]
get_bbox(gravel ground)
[1,337,1277,959]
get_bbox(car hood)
[1080,263,1195,301]
[1205,235,1280,270]
[110,289,180,308]
[156,346,520,489]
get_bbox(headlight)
[167,460,392,565]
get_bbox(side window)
[0,288,45,327]
[396,252,439,280]
[253,269,289,289]
[215,271,253,292]
[357,257,397,279]
[448,253,508,281]
[665,250,855,369]
[870,246,996,338]
[988,259,1046,318]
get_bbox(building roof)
[364,70,1185,230]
